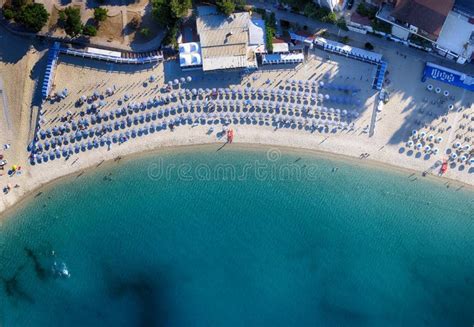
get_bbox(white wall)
[391,25,410,40]
[315,0,340,12]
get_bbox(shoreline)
[1,137,472,221]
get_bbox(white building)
[196,6,258,72]
[314,0,345,12]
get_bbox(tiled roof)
[391,0,455,39]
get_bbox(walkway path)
[0,77,12,131]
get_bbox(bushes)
[15,3,49,32]
[163,23,179,49]
[83,24,97,36]
[364,42,374,50]
[93,7,108,22]
[341,36,350,44]
[356,3,376,20]
[140,27,151,38]
[3,7,16,20]
[371,19,391,34]
[336,17,348,31]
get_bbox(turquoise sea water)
[0,146,473,326]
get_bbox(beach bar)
[422,62,474,92]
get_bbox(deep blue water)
[0,146,473,326]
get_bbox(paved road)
[248,0,474,74]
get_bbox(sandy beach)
[0,30,473,216]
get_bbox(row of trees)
[151,0,191,48]
[58,7,108,37]
[215,0,246,15]
[3,0,49,32]
[2,1,108,37]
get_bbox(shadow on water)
[103,265,171,327]
[1,265,35,304]
[24,247,48,281]
[319,297,369,325]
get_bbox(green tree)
[83,24,97,36]
[93,7,108,22]
[16,3,49,32]
[322,12,337,24]
[169,0,191,18]
[216,0,235,16]
[151,0,190,27]
[11,0,30,8]
[63,7,83,36]
[151,0,174,27]
[3,7,16,20]
[264,12,276,53]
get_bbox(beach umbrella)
[463,144,471,151]
[436,136,443,143]
[416,143,423,150]
[443,90,449,97]
[186,76,192,82]
[427,84,433,91]
[432,148,439,155]
[424,145,431,153]
[406,140,414,147]
[454,142,461,148]
[460,155,467,162]
[419,131,426,139]
[435,87,441,94]
[427,134,434,142]
[411,130,418,136]
[470,158,474,164]
[450,153,458,160]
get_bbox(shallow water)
[0,146,473,326]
